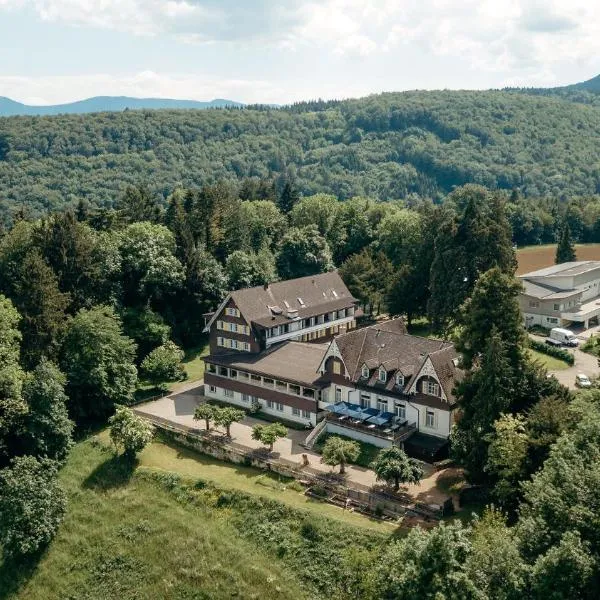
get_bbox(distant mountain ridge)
[0,95,243,116]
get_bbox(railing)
[303,418,327,449]
[326,413,418,443]
[265,315,355,346]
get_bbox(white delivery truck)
[546,327,579,347]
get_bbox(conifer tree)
[555,221,576,264]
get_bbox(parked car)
[575,373,592,389]
[546,327,579,347]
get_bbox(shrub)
[300,520,321,542]
[109,405,154,458]
[581,336,600,358]
[216,492,234,507]
[529,339,574,365]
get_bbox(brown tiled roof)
[230,271,356,328]
[205,341,327,388]
[428,347,462,404]
[334,320,462,403]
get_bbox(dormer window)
[361,364,369,379]
[395,373,404,387]
[378,367,387,383]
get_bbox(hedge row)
[529,339,575,365]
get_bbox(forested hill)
[0,96,243,117]
[2,89,600,221]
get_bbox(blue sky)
[1,0,599,105]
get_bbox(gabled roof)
[332,319,462,402]
[205,271,356,331]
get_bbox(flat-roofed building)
[519,261,600,329]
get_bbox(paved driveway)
[135,385,449,505]
[530,334,599,389]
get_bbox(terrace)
[324,402,417,444]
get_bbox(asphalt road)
[530,334,599,390]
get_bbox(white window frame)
[335,387,342,402]
[209,385,217,393]
[361,364,369,379]
[426,380,440,397]
[292,407,300,416]
[377,398,388,412]
[224,388,234,398]
[333,361,341,375]
[302,409,311,419]
[395,373,404,387]
[378,367,387,383]
[395,403,406,420]
[425,409,436,429]
[225,307,240,317]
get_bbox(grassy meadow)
[0,433,394,600]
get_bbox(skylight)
[332,289,338,298]
[297,297,305,306]
[283,300,291,309]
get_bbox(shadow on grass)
[82,454,138,491]
[0,549,47,600]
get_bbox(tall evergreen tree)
[555,221,576,264]
[452,329,515,483]
[428,186,516,331]
[457,267,526,371]
[277,180,300,214]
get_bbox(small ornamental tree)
[141,341,185,389]
[194,403,215,431]
[0,455,67,557]
[371,446,423,491]
[321,436,360,475]
[213,406,245,437]
[109,406,154,459]
[251,422,287,452]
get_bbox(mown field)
[0,434,392,600]
[516,243,600,274]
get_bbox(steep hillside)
[2,89,600,220]
[0,96,242,117]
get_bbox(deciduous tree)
[109,405,154,459]
[141,341,185,389]
[0,455,66,557]
[194,403,215,431]
[370,446,423,490]
[60,306,137,422]
[321,436,360,475]
[251,422,287,452]
[17,358,73,463]
[213,406,245,437]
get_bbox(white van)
[546,327,579,347]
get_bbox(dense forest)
[4,89,600,222]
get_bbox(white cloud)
[0,71,289,105]
[2,1,600,88]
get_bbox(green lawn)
[1,433,392,599]
[0,437,305,600]
[313,432,382,469]
[527,348,570,371]
[139,434,395,532]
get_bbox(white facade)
[204,384,316,426]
